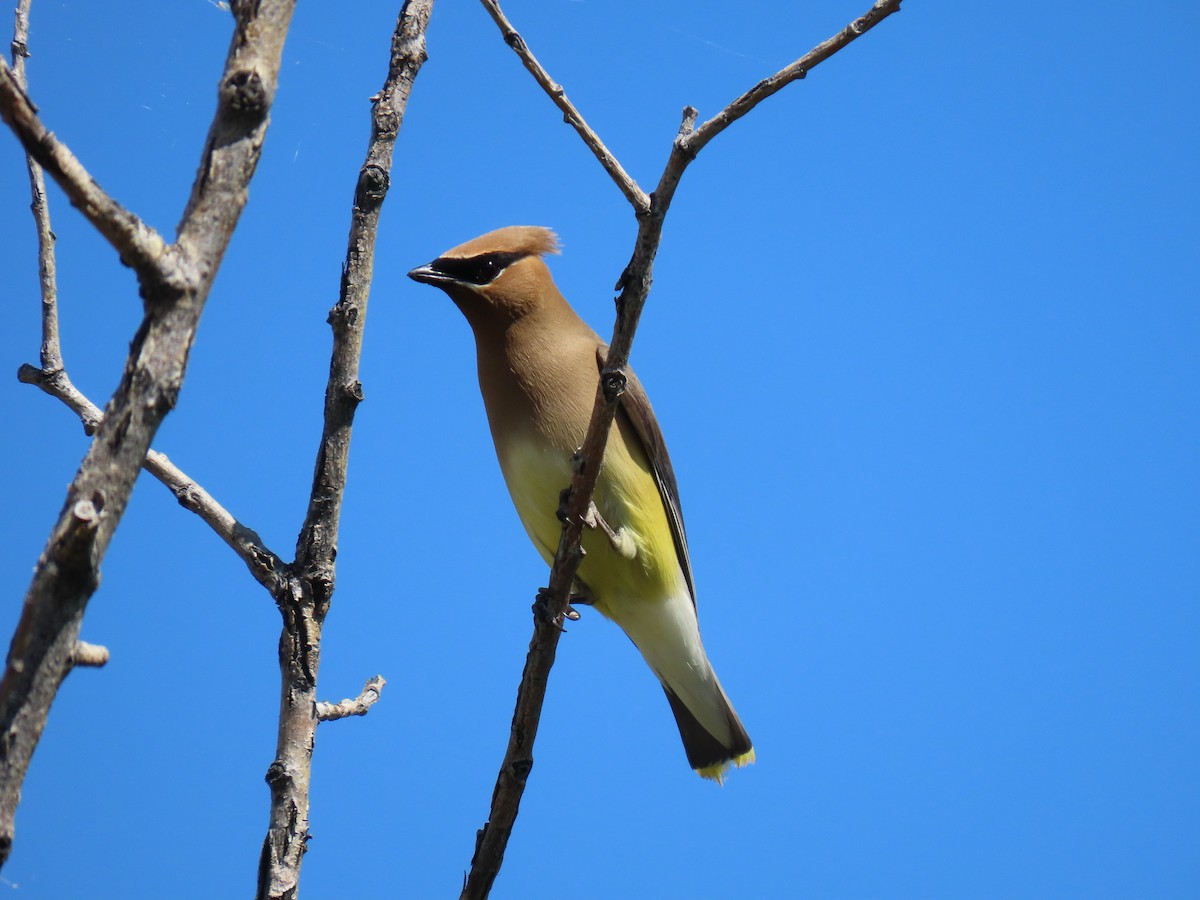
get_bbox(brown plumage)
[408,225,753,780]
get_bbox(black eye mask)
[429,251,528,286]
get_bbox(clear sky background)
[1,1,1197,898]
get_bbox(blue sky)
[1,1,1197,897]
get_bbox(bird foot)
[533,587,569,631]
[583,502,637,560]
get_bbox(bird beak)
[407,263,449,286]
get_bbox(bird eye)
[428,251,525,286]
[467,252,523,285]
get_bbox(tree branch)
[8,3,61,379]
[8,1,433,889]
[0,0,299,868]
[477,0,649,213]
[681,0,904,158]
[462,2,904,895]
[254,2,432,896]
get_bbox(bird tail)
[607,593,754,782]
[662,674,754,783]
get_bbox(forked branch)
[7,1,432,890]
[0,0,300,868]
[256,2,432,896]
[17,364,287,588]
[462,2,904,896]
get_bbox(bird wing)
[597,345,696,608]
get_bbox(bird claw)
[533,587,568,631]
[556,487,572,524]
[566,591,595,620]
[534,587,596,628]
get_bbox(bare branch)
[8,17,86,393]
[9,0,28,69]
[462,2,904,895]
[478,0,650,213]
[9,2,61,377]
[255,2,432,896]
[147,451,287,589]
[15,364,97,427]
[0,0,300,867]
[316,676,387,722]
[69,642,109,669]
[681,0,904,158]
[0,61,167,277]
[15,366,287,588]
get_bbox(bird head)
[408,226,562,325]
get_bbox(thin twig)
[16,365,287,588]
[681,0,904,158]
[462,2,904,896]
[0,0,300,868]
[9,1,61,376]
[316,676,387,722]
[145,450,286,588]
[254,2,432,896]
[477,0,649,213]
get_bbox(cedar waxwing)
[408,225,753,781]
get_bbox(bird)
[408,225,753,782]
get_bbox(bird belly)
[498,438,572,566]
[497,436,744,769]
[496,435,687,610]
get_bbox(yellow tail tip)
[695,748,755,785]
